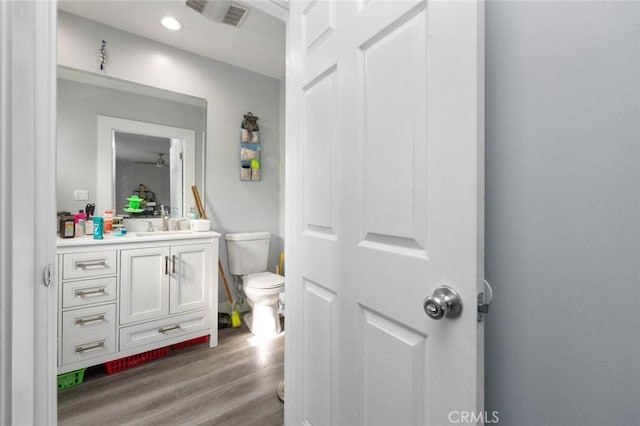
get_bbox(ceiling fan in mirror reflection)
[134,152,167,167]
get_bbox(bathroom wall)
[57,78,205,213]
[485,2,640,425]
[58,11,284,302]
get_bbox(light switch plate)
[73,189,89,201]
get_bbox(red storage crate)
[105,346,170,375]
[170,335,209,351]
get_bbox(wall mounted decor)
[98,40,107,71]
[240,112,261,181]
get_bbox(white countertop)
[57,230,221,247]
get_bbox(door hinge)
[477,279,493,321]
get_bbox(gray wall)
[485,2,640,425]
[58,11,283,304]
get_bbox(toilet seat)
[244,271,284,289]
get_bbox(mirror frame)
[97,116,196,217]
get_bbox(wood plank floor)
[58,325,284,426]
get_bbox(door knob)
[423,285,462,320]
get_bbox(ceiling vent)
[184,0,249,27]
[222,4,249,27]
[185,0,206,14]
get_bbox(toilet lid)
[245,272,284,289]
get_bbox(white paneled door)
[285,0,484,425]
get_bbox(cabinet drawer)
[62,277,117,308]
[62,304,117,339]
[63,251,117,280]
[119,310,211,351]
[62,331,116,365]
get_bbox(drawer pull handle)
[159,325,180,333]
[165,256,169,275]
[74,288,106,297]
[75,340,105,353]
[75,260,107,268]
[74,314,106,326]
[172,255,177,274]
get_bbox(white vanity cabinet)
[119,242,213,350]
[120,243,212,324]
[57,232,219,374]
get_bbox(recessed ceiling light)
[161,16,182,31]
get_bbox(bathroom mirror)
[56,65,206,218]
[114,131,175,217]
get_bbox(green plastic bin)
[57,368,86,390]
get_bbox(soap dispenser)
[161,205,170,231]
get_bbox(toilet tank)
[225,232,271,276]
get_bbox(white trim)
[245,0,289,21]
[0,0,57,424]
[96,116,197,218]
[0,2,12,422]
[58,66,206,108]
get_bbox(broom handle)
[191,185,206,219]
[191,185,236,307]
[219,259,235,306]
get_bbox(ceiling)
[58,0,287,79]
[115,132,171,163]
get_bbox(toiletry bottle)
[59,213,75,238]
[161,205,170,231]
[74,210,86,237]
[93,216,104,240]
[104,210,114,233]
[85,217,94,235]
[187,206,198,220]
[84,203,95,235]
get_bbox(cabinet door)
[169,243,213,314]
[120,247,170,324]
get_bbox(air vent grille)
[222,4,248,27]
[185,0,206,14]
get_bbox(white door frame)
[0,0,58,424]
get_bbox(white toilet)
[225,232,284,337]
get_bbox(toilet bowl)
[243,271,284,337]
[225,232,284,338]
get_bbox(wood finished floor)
[58,324,284,426]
